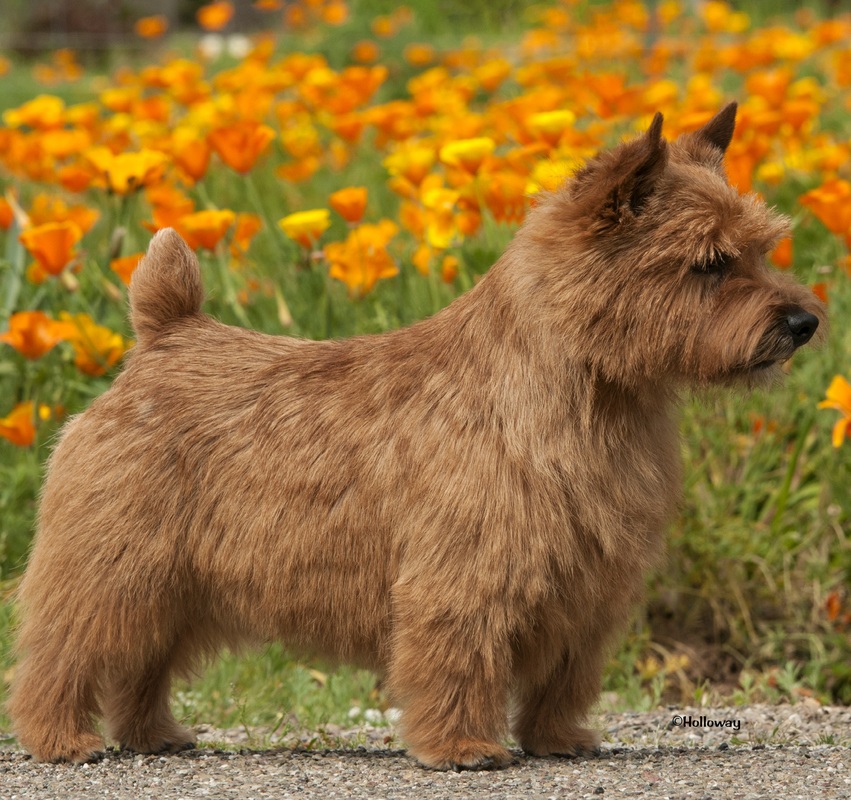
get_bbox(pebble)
[2,704,851,799]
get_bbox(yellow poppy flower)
[3,94,65,129]
[279,209,331,249]
[439,137,496,174]
[85,147,169,195]
[57,313,130,377]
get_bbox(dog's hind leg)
[102,637,196,756]
[7,618,105,763]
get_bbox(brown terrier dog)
[9,103,823,770]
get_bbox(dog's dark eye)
[692,252,734,276]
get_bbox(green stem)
[770,411,814,537]
[2,214,25,323]
[245,172,287,262]
[245,172,295,327]
[215,247,250,327]
[427,255,441,315]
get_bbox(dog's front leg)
[387,582,515,771]
[511,639,605,758]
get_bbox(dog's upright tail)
[129,228,205,347]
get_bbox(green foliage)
[171,646,380,743]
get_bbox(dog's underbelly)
[183,485,398,670]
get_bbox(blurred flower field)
[2,0,851,713]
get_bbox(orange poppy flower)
[412,244,458,283]
[440,253,459,283]
[85,147,169,194]
[57,312,130,377]
[176,209,236,251]
[404,43,436,68]
[0,401,43,447]
[20,221,82,280]
[0,311,67,359]
[770,237,793,269]
[371,15,397,38]
[819,375,851,447]
[110,252,144,285]
[811,282,828,304]
[284,4,307,28]
[329,187,368,225]
[38,127,93,159]
[231,213,263,257]
[197,1,234,30]
[351,41,380,64]
[275,157,320,184]
[28,194,99,235]
[57,163,97,193]
[483,171,528,224]
[0,197,13,230]
[800,178,851,244]
[325,220,399,297]
[171,129,211,184]
[207,121,276,174]
[145,184,196,232]
[322,2,348,25]
[474,59,512,93]
[330,113,365,144]
[99,87,138,115]
[135,15,169,39]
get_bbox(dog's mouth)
[727,352,790,379]
[735,318,811,377]
[747,359,780,372]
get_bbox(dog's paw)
[40,732,106,764]
[414,740,515,771]
[119,727,196,756]
[521,726,602,758]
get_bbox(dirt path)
[2,705,850,799]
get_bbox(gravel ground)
[2,704,850,799]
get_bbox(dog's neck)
[441,255,675,403]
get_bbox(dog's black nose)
[786,310,819,348]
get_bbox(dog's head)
[516,103,826,389]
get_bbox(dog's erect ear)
[693,102,737,154]
[605,111,668,220]
[569,112,668,225]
